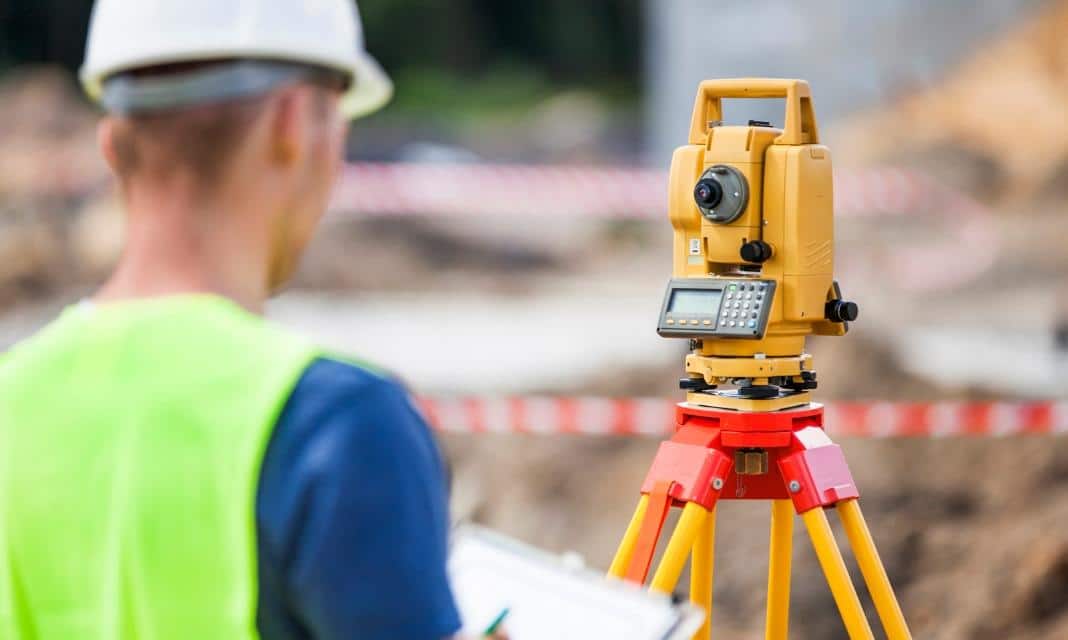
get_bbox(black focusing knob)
[825,300,859,323]
[693,178,723,209]
[740,240,773,263]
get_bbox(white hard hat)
[80,0,392,120]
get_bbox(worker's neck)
[96,179,272,314]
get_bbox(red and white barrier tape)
[332,163,664,219]
[418,397,1068,438]
[329,162,998,292]
[332,163,976,221]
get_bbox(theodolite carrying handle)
[688,78,819,147]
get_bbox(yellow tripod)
[606,403,912,639]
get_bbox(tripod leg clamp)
[639,442,733,510]
[779,426,859,513]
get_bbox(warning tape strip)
[330,163,980,221]
[328,162,998,292]
[418,397,1068,438]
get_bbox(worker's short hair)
[107,59,347,188]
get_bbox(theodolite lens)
[694,164,748,224]
[694,178,723,209]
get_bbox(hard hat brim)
[343,52,393,120]
[82,51,393,121]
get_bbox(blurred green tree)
[0,0,640,99]
[0,0,95,71]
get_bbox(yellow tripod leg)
[801,508,875,640]
[838,499,912,640]
[765,500,793,640]
[608,495,650,578]
[690,505,717,640]
[650,502,708,594]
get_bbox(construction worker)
[0,1,487,638]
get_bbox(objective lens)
[693,178,723,208]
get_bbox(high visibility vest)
[0,295,320,639]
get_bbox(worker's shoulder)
[268,357,436,474]
[295,356,403,395]
[285,356,423,424]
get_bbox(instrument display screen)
[668,289,722,315]
[658,278,777,339]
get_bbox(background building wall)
[644,0,1049,162]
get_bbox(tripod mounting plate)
[687,390,812,412]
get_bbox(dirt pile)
[831,0,1068,202]
[0,69,112,308]
[0,68,103,201]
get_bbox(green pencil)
[483,607,510,636]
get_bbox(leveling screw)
[788,480,802,494]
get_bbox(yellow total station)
[656,78,858,411]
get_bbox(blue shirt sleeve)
[255,358,462,640]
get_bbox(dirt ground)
[445,433,1068,639]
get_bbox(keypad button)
[731,311,739,318]
[748,320,757,328]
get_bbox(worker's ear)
[268,88,308,167]
[97,118,121,174]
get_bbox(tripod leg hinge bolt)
[788,480,802,493]
[711,477,724,491]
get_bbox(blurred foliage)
[0,0,642,115]
[0,0,94,72]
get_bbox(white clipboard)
[448,526,705,639]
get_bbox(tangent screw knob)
[740,240,773,263]
[825,300,859,323]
